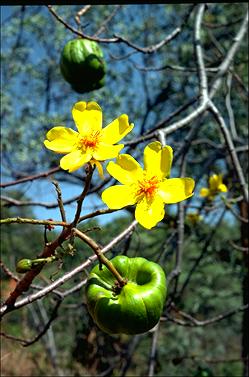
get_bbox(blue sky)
[26,173,128,225]
[1,5,238,228]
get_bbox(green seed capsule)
[16,259,33,273]
[60,38,106,93]
[86,256,167,335]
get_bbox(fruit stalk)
[72,227,127,287]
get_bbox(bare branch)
[75,5,91,25]
[0,217,70,227]
[209,101,248,203]
[163,303,249,327]
[52,181,66,222]
[93,5,122,37]
[72,164,93,227]
[225,71,238,139]
[210,10,248,98]
[47,4,194,54]
[0,167,60,188]
[194,4,209,102]
[0,220,138,317]
[23,299,62,347]
[148,323,160,377]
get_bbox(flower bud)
[16,259,33,273]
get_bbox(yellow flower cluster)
[44,101,195,229]
[199,174,227,201]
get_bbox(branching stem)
[72,228,127,287]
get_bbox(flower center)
[78,131,101,151]
[136,176,159,201]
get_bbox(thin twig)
[178,208,226,298]
[0,217,70,227]
[229,240,249,252]
[52,181,66,222]
[163,303,249,327]
[47,4,194,54]
[157,10,248,141]
[23,299,62,347]
[133,62,218,74]
[0,220,138,317]
[167,154,186,286]
[75,5,91,25]
[73,227,127,287]
[225,71,238,139]
[209,10,249,98]
[93,5,122,37]
[0,167,60,188]
[72,164,93,227]
[194,4,209,103]
[148,323,160,377]
[209,101,248,203]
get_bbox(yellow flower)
[200,174,227,200]
[101,141,195,229]
[44,101,134,175]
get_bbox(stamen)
[136,176,159,200]
[79,131,101,151]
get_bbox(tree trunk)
[239,200,249,377]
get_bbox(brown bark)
[239,200,249,377]
[3,226,72,308]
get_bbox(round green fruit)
[86,255,167,335]
[60,38,106,93]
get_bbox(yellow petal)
[44,127,78,153]
[209,174,219,190]
[60,150,91,173]
[135,196,165,229]
[218,183,227,193]
[93,143,123,161]
[101,114,134,144]
[217,174,223,185]
[199,188,209,197]
[106,154,143,185]
[72,101,102,135]
[91,159,104,179]
[101,185,136,209]
[144,141,173,179]
[158,178,195,203]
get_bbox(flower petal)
[218,183,227,193]
[101,114,134,144]
[106,154,143,185]
[209,174,219,190]
[60,150,91,172]
[158,178,195,203]
[90,159,104,179]
[135,196,165,229]
[144,142,173,179]
[72,101,102,135]
[101,185,136,209]
[44,127,78,153]
[93,143,124,161]
[199,188,209,197]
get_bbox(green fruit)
[86,256,167,335]
[16,259,33,273]
[60,38,106,93]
